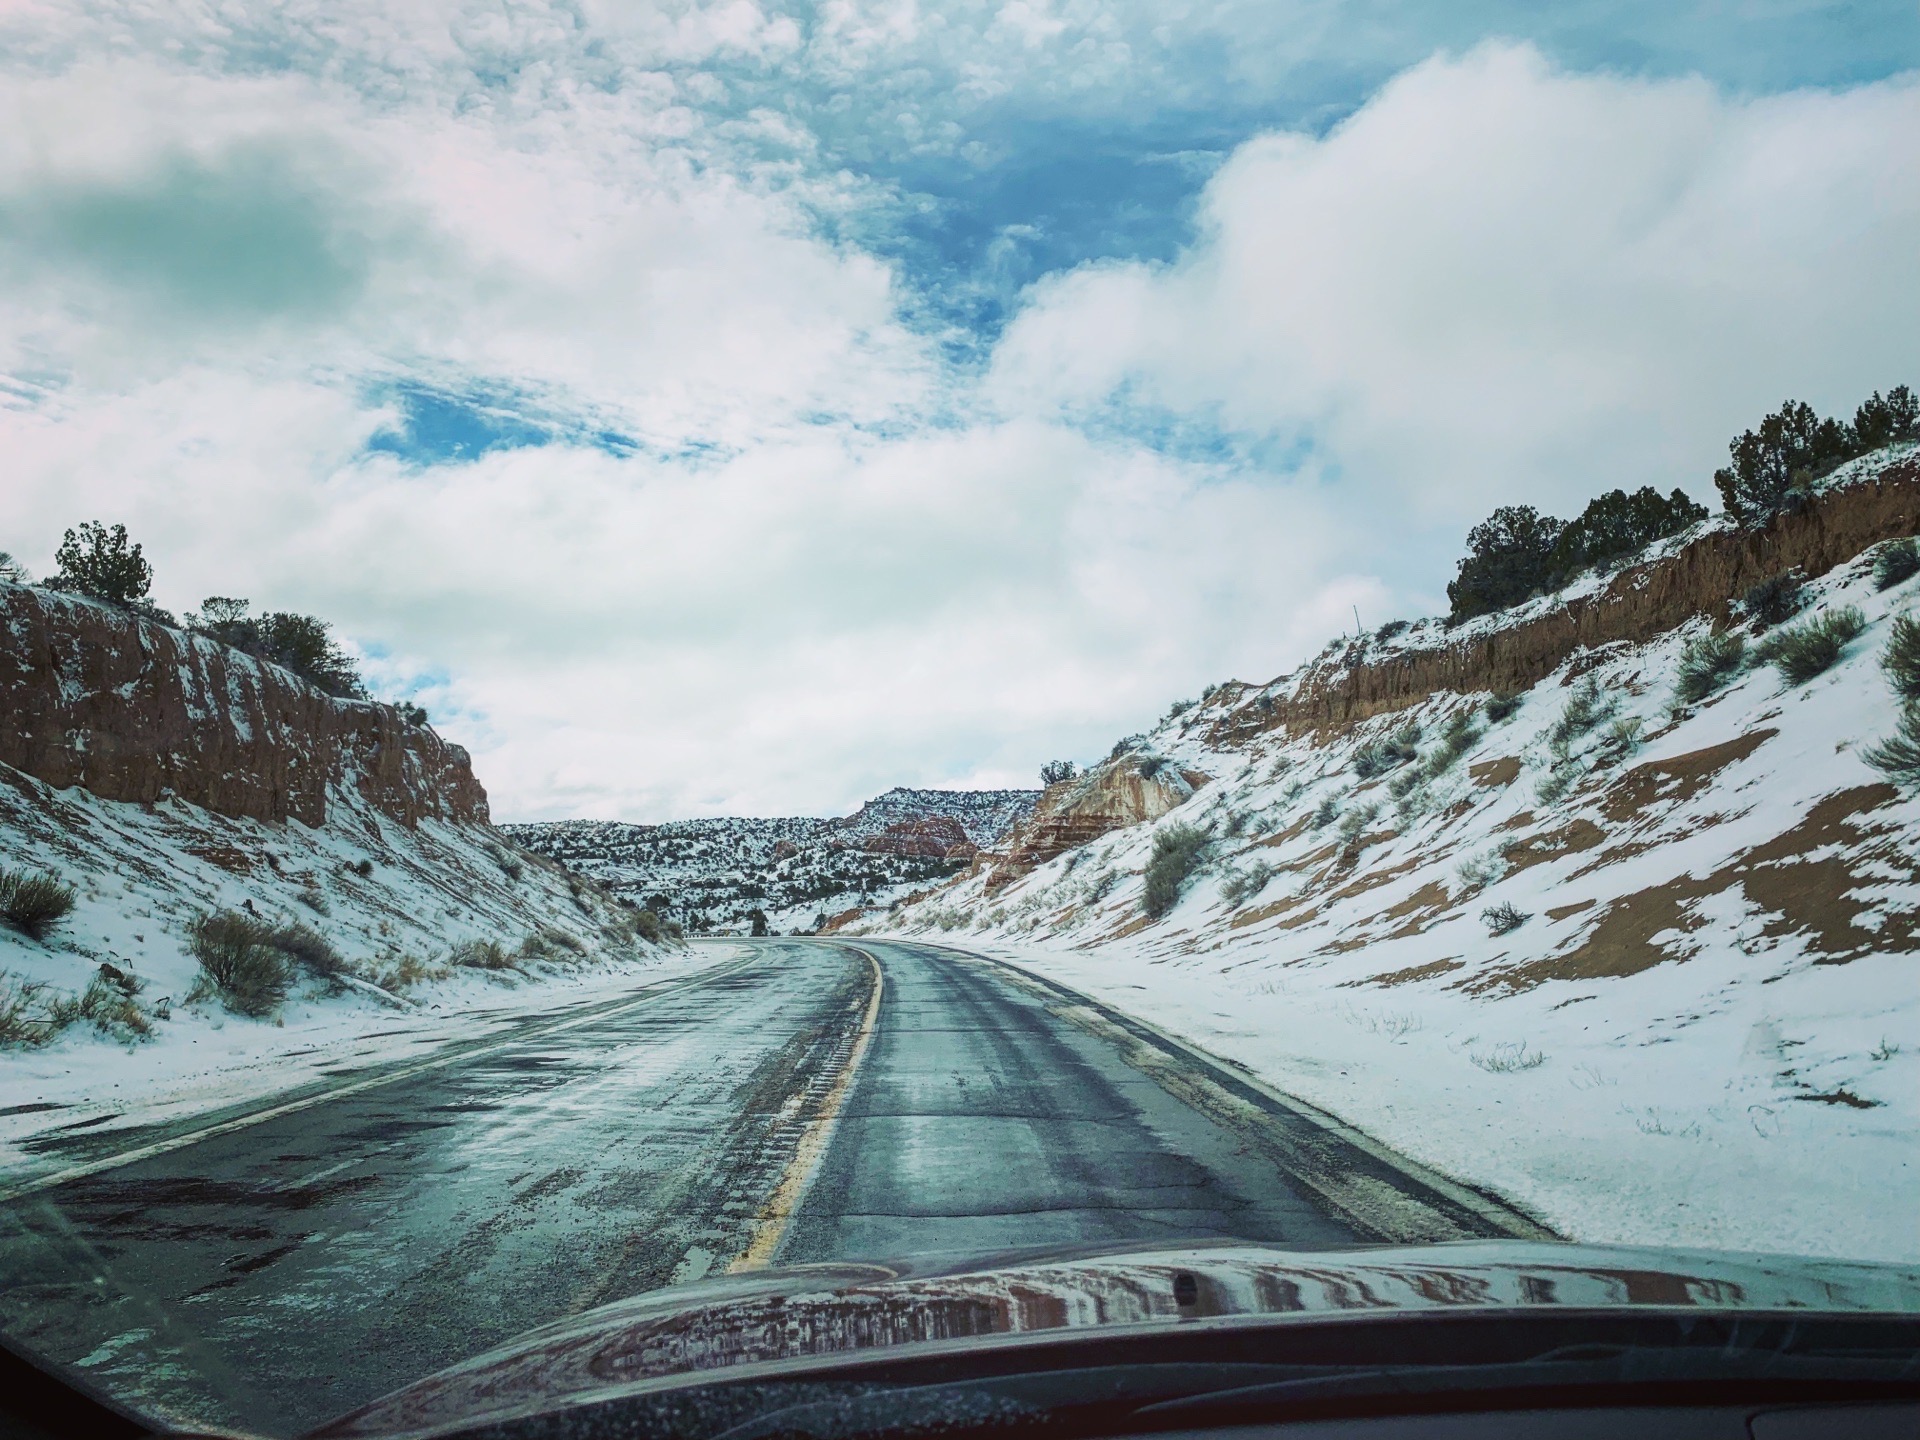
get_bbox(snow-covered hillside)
[505,786,1038,933]
[0,590,692,1159]
[866,452,1920,1263]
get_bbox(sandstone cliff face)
[0,582,487,828]
[1218,451,1920,743]
[990,756,1208,886]
[862,815,977,861]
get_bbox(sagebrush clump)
[1874,538,1920,591]
[1142,824,1209,919]
[1880,613,1920,703]
[188,911,350,1015]
[1865,707,1920,784]
[0,867,76,941]
[1353,723,1419,779]
[1742,573,1805,630]
[188,912,293,1016]
[1754,605,1865,685]
[1673,630,1748,707]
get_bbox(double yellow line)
[729,946,885,1271]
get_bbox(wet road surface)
[0,939,1538,1434]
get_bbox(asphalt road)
[0,939,1542,1435]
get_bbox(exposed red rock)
[861,815,978,860]
[0,582,488,829]
[817,905,867,934]
[989,756,1208,886]
[1216,453,1920,742]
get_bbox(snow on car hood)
[313,1239,1920,1438]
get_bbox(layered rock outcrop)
[862,816,977,861]
[988,756,1209,886]
[0,582,487,828]
[1220,451,1920,742]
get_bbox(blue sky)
[3,1,1918,820]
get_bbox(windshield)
[2,3,1918,1436]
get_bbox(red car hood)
[312,1239,1920,1439]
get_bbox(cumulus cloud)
[3,18,1916,822]
[991,43,1920,529]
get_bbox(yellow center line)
[729,946,885,1272]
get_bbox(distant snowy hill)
[503,786,1039,933]
[859,444,1920,1264]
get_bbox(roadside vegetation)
[0,867,76,941]
[187,910,351,1016]
[1142,824,1209,919]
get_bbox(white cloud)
[992,44,1920,526]
[4,30,1916,822]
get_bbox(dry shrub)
[450,939,517,970]
[0,868,77,942]
[188,912,292,1016]
[1673,630,1748,707]
[48,976,151,1042]
[1754,605,1865,685]
[1142,824,1209,919]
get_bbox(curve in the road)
[0,937,1547,1436]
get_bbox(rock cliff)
[1219,450,1920,742]
[0,582,487,828]
[988,755,1209,886]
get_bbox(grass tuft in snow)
[1881,613,1920,703]
[1484,692,1522,723]
[1874,538,1920,591]
[1672,630,1748,707]
[0,978,46,1047]
[1143,824,1209,919]
[1220,860,1276,909]
[481,841,525,882]
[48,975,152,1043]
[1753,605,1865,684]
[1481,901,1530,936]
[0,867,77,942]
[451,938,517,970]
[1594,716,1644,764]
[1472,1041,1546,1073]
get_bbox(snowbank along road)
[0,939,1548,1434]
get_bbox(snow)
[0,759,718,1176]
[504,787,1039,933]
[872,523,1920,1264]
